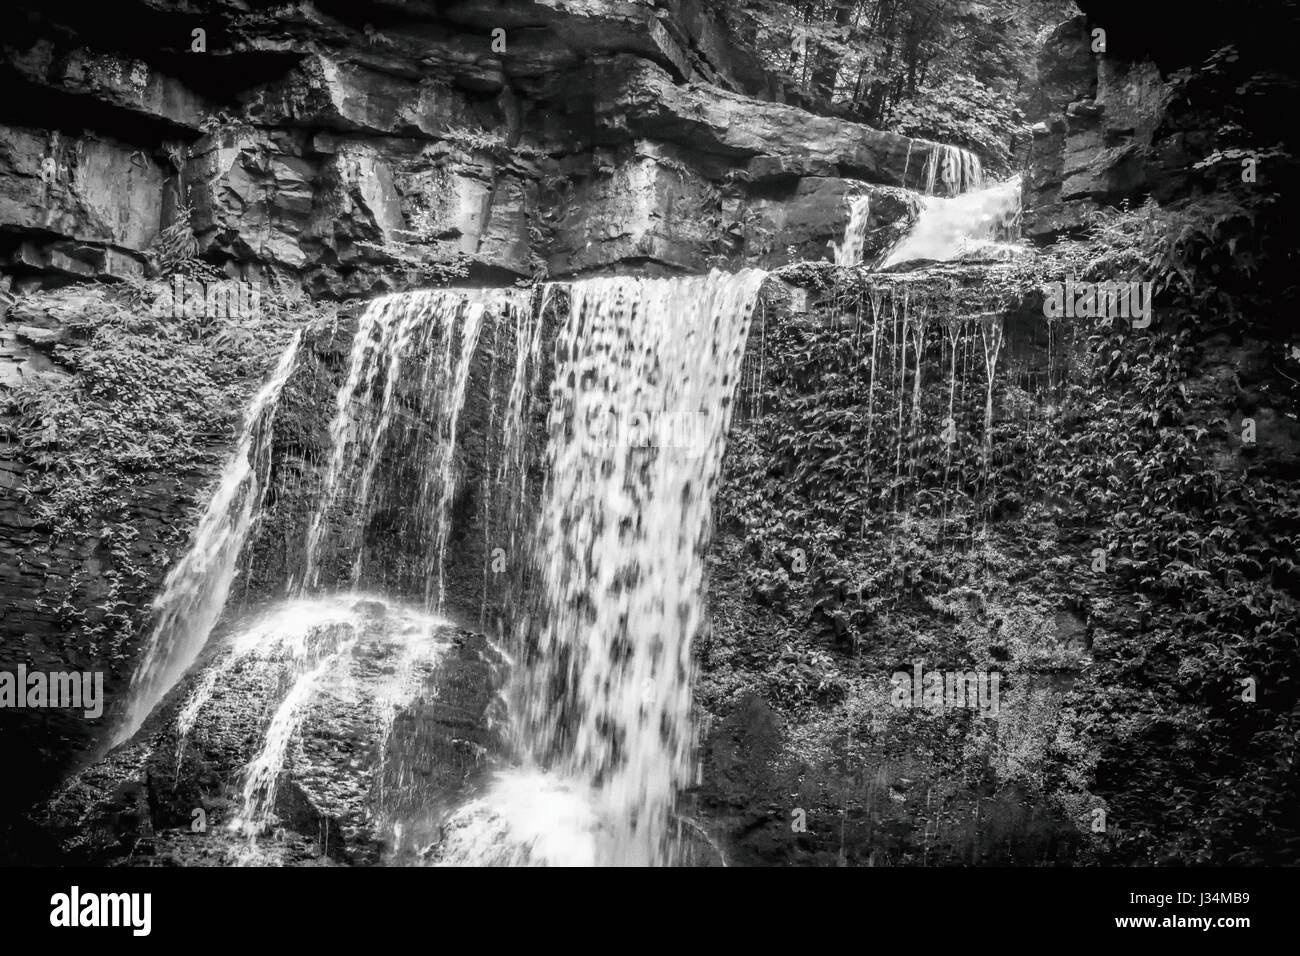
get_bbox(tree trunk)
[811,0,857,99]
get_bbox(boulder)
[27,597,505,865]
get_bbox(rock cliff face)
[1022,15,1164,239]
[0,0,950,295]
[1022,0,1299,239]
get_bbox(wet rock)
[26,601,505,866]
[738,181,922,268]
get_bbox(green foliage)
[440,124,546,163]
[708,183,1300,861]
[703,272,1100,862]
[2,269,321,662]
[891,77,1025,171]
[354,235,474,286]
[710,0,1075,172]
[144,205,200,277]
[1156,41,1300,330]
[1023,208,1300,864]
[965,191,1300,862]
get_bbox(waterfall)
[879,175,1023,268]
[428,298,485,610]
[111,269,765,866]
[832,141,993,265]
[922,143,984,196]
[832,194,872,266]
[481,288,548,632]
[299,288,529,609]
[210,595,449,843]
[115,332,302,745]
[434,270,766,866]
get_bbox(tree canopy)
[710,0,1078,172]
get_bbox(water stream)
[434,270,767,866]
[834,145,1014,268]
[833,194,873,266]
[880,176,1023,268]
[115,331,302,744]
[300,288,529,607]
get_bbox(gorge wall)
[3,0,1299,866]
[0,0,949,294]
[0,0,943,832]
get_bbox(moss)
[2,268,328,665]
[699,202,1300,864]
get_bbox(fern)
[145,206,200,277]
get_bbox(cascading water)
[434,270,766,867]
[428,298,485,609]
[833,144,993,267]
[480,287,549,632]
[832,194,872,266]
[922,143,985,196]
[214,596,450,843]
[193,289,530,858]
[107,152,1008,865]
[115,332,302,744]
[300,288,529,610]
[879,175,1023,268]
[111,285,544,861]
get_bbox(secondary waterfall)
[833,194,872,266]
[300,288,530,609]
[115,332,302,744]
[834,144,991,267]
[435,270,766,866]
[922,143,985,196]
[880,175,1023,268]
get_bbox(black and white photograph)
[0,0,1295,930]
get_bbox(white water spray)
[880,176,1023,268]
[116,333,302,744]
[300,289,528,609]
[436,270,766,866]
[832,194,872,266]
